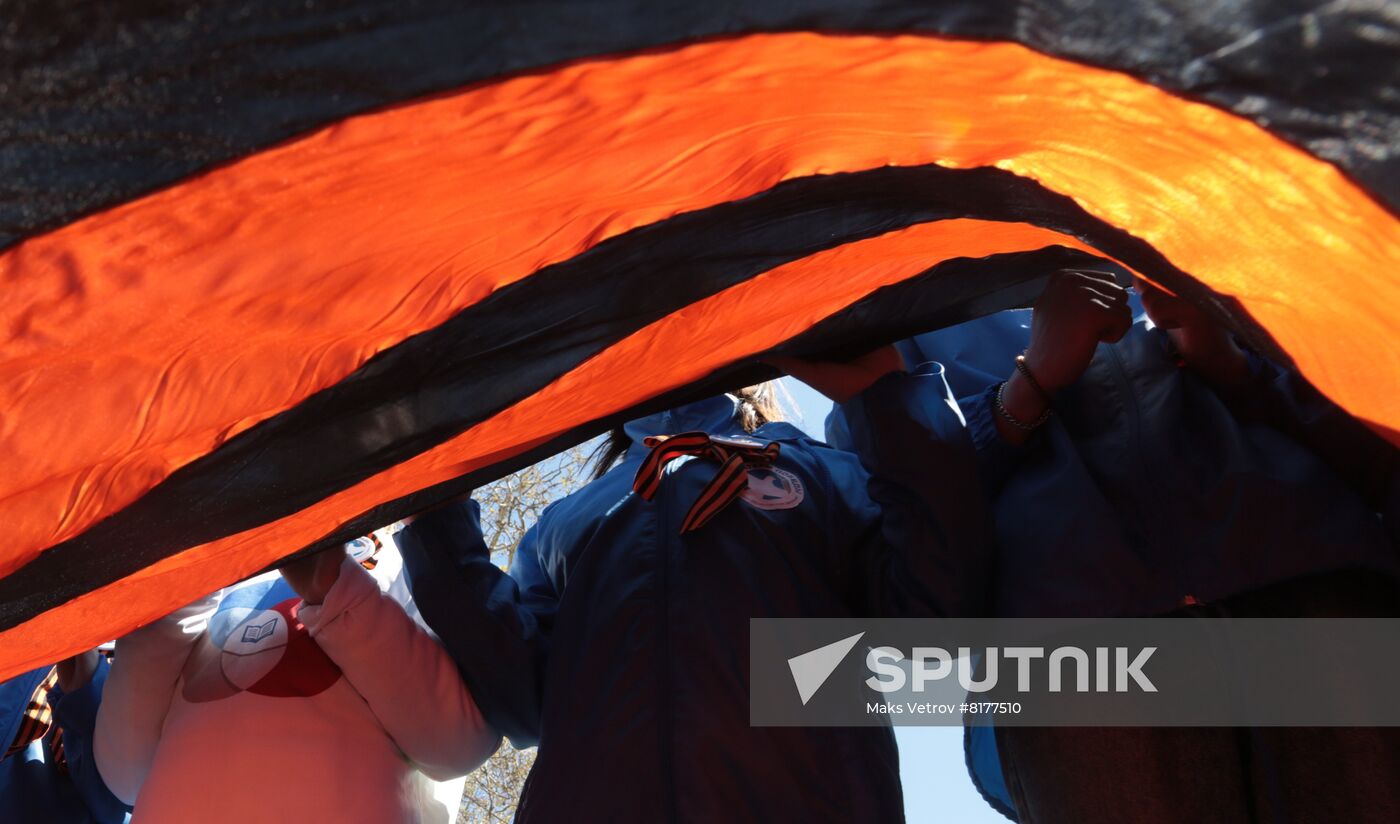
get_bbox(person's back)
[905,302,1397,617]
[924,310,1394,615]
[896,268,1400,823]
[402,364,991,823]
[96,536,497,824]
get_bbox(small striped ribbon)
[51,726,66,774]
[6,668,57,760]
[632,431,780,533]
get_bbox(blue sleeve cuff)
[399,499,489,582]
[963,382,1034,496]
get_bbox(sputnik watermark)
[752,618,1400,727]
[864,645,1157,694]
[787,632,865,705]
[787,639,1157,708]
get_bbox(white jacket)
[95,538,499,823]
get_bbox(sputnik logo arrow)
[787,632,865,705]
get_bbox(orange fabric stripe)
[3,34,1397,677]
[4,33,1395,585]
[0,220,1111,677]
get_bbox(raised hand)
[991,269,1133,445]
[56,649,100,692]
[1023,269,1134,393]
[280,546,348,606]
[1134,277,1250,389]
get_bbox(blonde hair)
[589,381,785,480]
[733,382,784,432]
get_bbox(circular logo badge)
[740,467,805,510]
[182,594,341,703]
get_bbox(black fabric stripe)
[294,244,1147,567]
[0,164,1270,631]
[2,0,1395,248]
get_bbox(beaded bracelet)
[996,380,1052,430]
[994,380,1052,431]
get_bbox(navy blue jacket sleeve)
[1224,353,1399,514]
[958,382,1039,497]
[396,499,557,749]
[826,366,994,617]
[50,658,132,824]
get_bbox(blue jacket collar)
[622,394,743,460]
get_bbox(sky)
[779,377,1008,824]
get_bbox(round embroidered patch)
[740,467,805,510]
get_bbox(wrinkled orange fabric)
[1,32,1395,677]
[4,222,1111,676]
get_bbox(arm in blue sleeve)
[1224,353,1398,512]
[825,365,995,617]
[958,382,1040,497]
[396,499,557,749]
[848,358,1036,498]
[50,658,133,824]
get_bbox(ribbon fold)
[632,432,781,533]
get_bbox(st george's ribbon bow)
[631,432,781,533]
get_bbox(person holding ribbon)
[397,353,990,823]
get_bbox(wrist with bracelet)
[993,353,1054,431]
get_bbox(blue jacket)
[895,306,1400,819]
[400,368,989,823]
[0,659,131,824]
